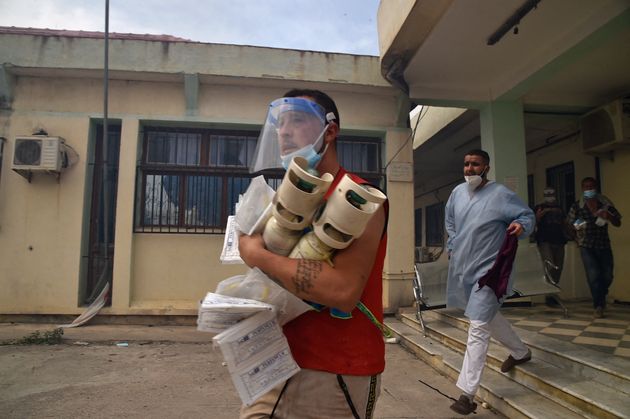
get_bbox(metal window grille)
[337,136,383,189]
[136,128,384,234]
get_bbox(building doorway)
[85,124,121,305]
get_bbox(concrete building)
[378,0,630,303]
[0,27,416,318]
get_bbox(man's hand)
[238,233,266,268]
[596,208,611,220]
[507,222,524,236]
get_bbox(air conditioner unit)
[581,99,630,154]
[12,135,65,172]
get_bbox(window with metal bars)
[337,135,383,189]
[135,127,383,234]
[426,202,445,246]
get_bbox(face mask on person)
[583,189,597,199]
[464,167,487,190]
[544,197,555,203]
[280,124,329,170]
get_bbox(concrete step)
[413,308,630,396]
[386,317,586,419]
[393,311,630,419]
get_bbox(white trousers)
[456,311,529,396]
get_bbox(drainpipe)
[86,0,111,304]
[102,0,110,294]
[382,54,410,97]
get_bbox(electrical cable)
[384,105,428,170]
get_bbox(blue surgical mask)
[583,189,597,199]
[280,124,328,170]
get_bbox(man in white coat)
[445,149,535,415]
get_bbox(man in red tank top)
[239,89,388,419]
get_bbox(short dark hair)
[581,176,598,187]
[283,89,340,128]
[465,149,490,165]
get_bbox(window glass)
[144,174,180,226]
[546,162,575,214]
[426,202,444,246]
[185,175,222,227]
[338,138,380,174]
[414,208,423,247]
[226,176,251,217]
[147,132,201,165]
[137,128,383,234]
[209,134,257,167]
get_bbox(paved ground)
[0,323,504,418]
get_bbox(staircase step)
[387,317,586,419]
[389,314,630,419]
[406,309,630,396]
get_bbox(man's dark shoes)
[594,307,605,319]
[501,349,531,372]
[450,395,477,415]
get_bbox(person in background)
[239,89,388,419]
[567,177,622,318]
[534,187,568,304]
[445,149,535,416]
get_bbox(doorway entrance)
[85,124,121,304]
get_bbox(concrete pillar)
[184,73,199,117]
[382,127,415,313]
[0,64,15,109]
[479,101,528,202]
[110,118,139,311]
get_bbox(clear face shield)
[250,97,333,173]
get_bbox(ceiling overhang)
[380,0,630,111]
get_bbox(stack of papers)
[219,216,244,264]
[197,292,273,334]
[213,310,300,405]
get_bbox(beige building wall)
[0,113,90,313]
[599,149,630,301]
[0,32,409,316]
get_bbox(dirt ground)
[1,342,238,419]
[0,326,503,418]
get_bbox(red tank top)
[283,168,388,375]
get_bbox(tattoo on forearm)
[292,259,322,295]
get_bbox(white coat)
[445,181,534,322]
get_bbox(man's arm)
[597,195,622,227]
[566,202,577,225]
[238,206,386,313]
[445,193,456,253]
[599,206,622,227]
[506,193,535,237]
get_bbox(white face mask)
[544,197,555,203]
[464,167,487,191]
[464,175,483,189]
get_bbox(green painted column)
[184,73,199,117]
[479,101,528,202]
[0,64,15,109]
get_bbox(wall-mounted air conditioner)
[581,99,630,154]
[12,135,65,172]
